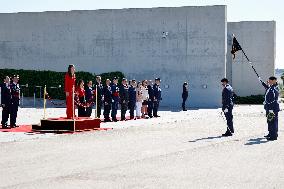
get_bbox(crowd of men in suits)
[0,75,20,129]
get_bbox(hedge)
[0,69,124,100]
[234,95,265,104]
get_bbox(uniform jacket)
[11,82,20,105]
[128,85,136,103]
[85,86,94,102]
[261,82,280,112]
[111,83,120,101]
[153,84,162,101]
[1,83,11,105]
[222,84,233,110]
[103,85,112,104]
[147,85,154,100]
[119,84,129,103]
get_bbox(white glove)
[258,77,262,82]
[224,108,228,113]
[269,110,274,113]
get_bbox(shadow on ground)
[245,137,269,145]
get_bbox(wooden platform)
[32,117,101,131]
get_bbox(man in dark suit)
[103,79,112,122]
[10,75,20,128]
[147,80,154,118]
[1,76,11,129]
[95,76,103,118]
[153,78,162,117]
[119,78,129,121]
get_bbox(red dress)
[64,73,76,118]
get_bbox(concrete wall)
[227,21,276,96]
[0,6,227,107]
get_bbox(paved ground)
[0,105,283,189]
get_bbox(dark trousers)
[121,102,128,120]
[129,102,135,119]
[266,111,278,139]
[10,103,19,126]
[104,103,111,120]
[111,101,118,119]
[153,100,160,117]
[1,104,10,126]
[147,100,153,117]
[97,99,102,118]
[78,106,86,117]
[85,107,92,117]
[182,96,188,110]
[224,106,234,133]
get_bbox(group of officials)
[0,75,20,129]
[221,76,280,141]
[64,65,162,122]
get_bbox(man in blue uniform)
[120,78,129,121]
[10,75,20,128]
[153,78,162,118]
[147,80,154,118]
[103,79,112,122]
[259,76,279,141]
[221,78,234,136]
[1,76,11,129]
[111,77,120,122]
[85,80,94,117]
[95,76,104,118]
[128,79,137,120]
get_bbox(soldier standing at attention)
[147,80,154,118]
[1,76,11,129]
[221,78,234,136]
[182,82,189,111]
[259,76,280,141]
[128,79,137,120]
[111,77,120,122]
[153,78,162,118]
[119,78,129,121]
[10,75,20,128]
[103,79,112,122]
[95,76,103,118]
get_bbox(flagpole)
[240,49,260,78]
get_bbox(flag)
[231,37,242,59]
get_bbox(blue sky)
[0,0,283,68]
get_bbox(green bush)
[234,95,264,104]
[0,69,124,100]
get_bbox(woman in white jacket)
[136,82,143,119]
[141,80,149,118]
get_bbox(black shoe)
[148,115,153,118]
[112,118,118,122]
[264,134,270,138]
[183,109,187,111]
[10,125,16,128]
[104,119,112,122]
[1,125,9,129]
[222,132,232,137]
[267,137,277,141]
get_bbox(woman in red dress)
[64,64,76,119]
[76,79,86,117]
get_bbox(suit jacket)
[1,83,11,105]
[261,82,280,112]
